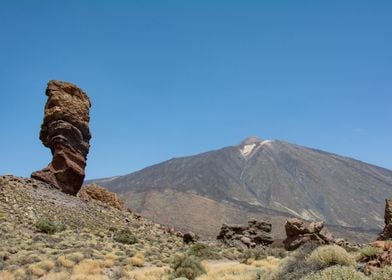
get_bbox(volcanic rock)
[363,240,392,275]
[31,80,91,195]
[78,184,124,210]
[182,231,199,244]
[217,219,273,248]
[283,218,345,250]
[378,199,392,240]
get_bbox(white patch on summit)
[261,140,273,145]
[239,138,273,158]
[240,144,256,157]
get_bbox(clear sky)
[0,0,391,179]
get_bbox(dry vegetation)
[1,175,392,279]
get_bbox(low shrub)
[113,229,138,245]
[274,242,323,280]
[66,252,84,263]
[73,259,101,276]
[265,247,288,259]
[35,218,65,234]
[57,256,75,269]
[0,271,14,280]
[241,247,288,263]
[371,265,392,280]
[28,264,46,277]
[240,248,267,263]
[303,265,366,280]
[308,245,355,267]
[169,254,206,280]
[358,246,380,261]
[37,260,55,271]
[130,253,144,267]
[188,243,221,260]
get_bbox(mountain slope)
[90,137,392,241]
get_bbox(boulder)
[183,232,199,244]
[217,219,273,248]
[283,218,348,250]
[31,80,91,195]
[78,184,124,210]
[363,240,392,275]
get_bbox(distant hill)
[89,137,392,242]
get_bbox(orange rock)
[78,184,124,210]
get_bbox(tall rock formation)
[378,199,392,240]
[31,80,91,195]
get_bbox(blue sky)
[0,0,391,179]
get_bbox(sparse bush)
[57,255,75,268]
[28,264,46,277]
[14,268,26,279]
[240,247,288,263]
[188,243,221,260]
[35,218,65,234]
[42,271,70,280]
[67,252,84,263]
[72,259,101,276]
[113,229,138,245]
[127,267,170,280]
[265,247,288,259]
[130,253,144,267]
[371,265,392,280]
[103,258,114,268]
[22,253,42,265]
[37,260,55,271]
[303,265,366,280]
[240,248,267,263]
[308,245,355,267]
[0,271,14,280]
[105,253,117,260]
[359,246,380,261]
[274,242,323,280]
[0,211,6,221]
[169,254,206,280]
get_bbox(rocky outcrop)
[217,219,273,248]
[283,218,349,250]
[182,232,199,244]
[378,199,392,240]
[31,80,91,195]
[78,184,124,210]
[363,241,392,275]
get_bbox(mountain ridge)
[88,137,392,242]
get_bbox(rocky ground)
[1,175,392,280]
[0,175,259,279]
[0,175,185,278]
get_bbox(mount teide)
[89,137,392,241]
